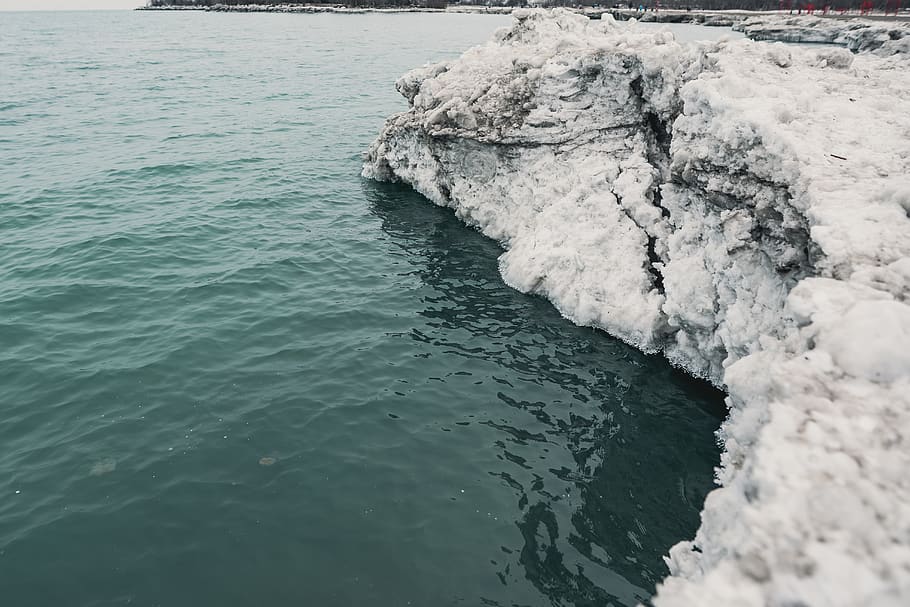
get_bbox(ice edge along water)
[363,10,910,607]
[735,14,910,54]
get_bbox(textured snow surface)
[364,9,910,606]
[736,14,910,55]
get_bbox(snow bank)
[364,9,910,605]
[736,15,910,55]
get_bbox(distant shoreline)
[136,5,511,14]
[136,5,910,23]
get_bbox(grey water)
[1,11,727,607]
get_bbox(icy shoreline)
[364,9,910,605]
[736,14,910,54]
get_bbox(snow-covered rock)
[736,15,910,55]
[364,9,910,607]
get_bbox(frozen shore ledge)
[736,14,910,54]
[364,9,910,606]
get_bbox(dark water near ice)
[0,12,726,607]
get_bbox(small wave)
[220,157,266,167]
[107,163,198,179]
[162,132,228,142]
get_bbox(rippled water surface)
[1,11,725,607]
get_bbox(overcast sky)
[0,0,141,9]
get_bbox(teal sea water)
[1,12,726,607]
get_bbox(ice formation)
[364,9,910,605]
[736,14,910,55]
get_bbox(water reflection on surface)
[365,181,724,605]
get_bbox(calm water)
[1,12,726,607]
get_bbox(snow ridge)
[364,9,910,606]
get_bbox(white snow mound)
[364,9,910,606]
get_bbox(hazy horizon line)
[0,8,137,11]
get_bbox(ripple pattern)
[0,11,723,607]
